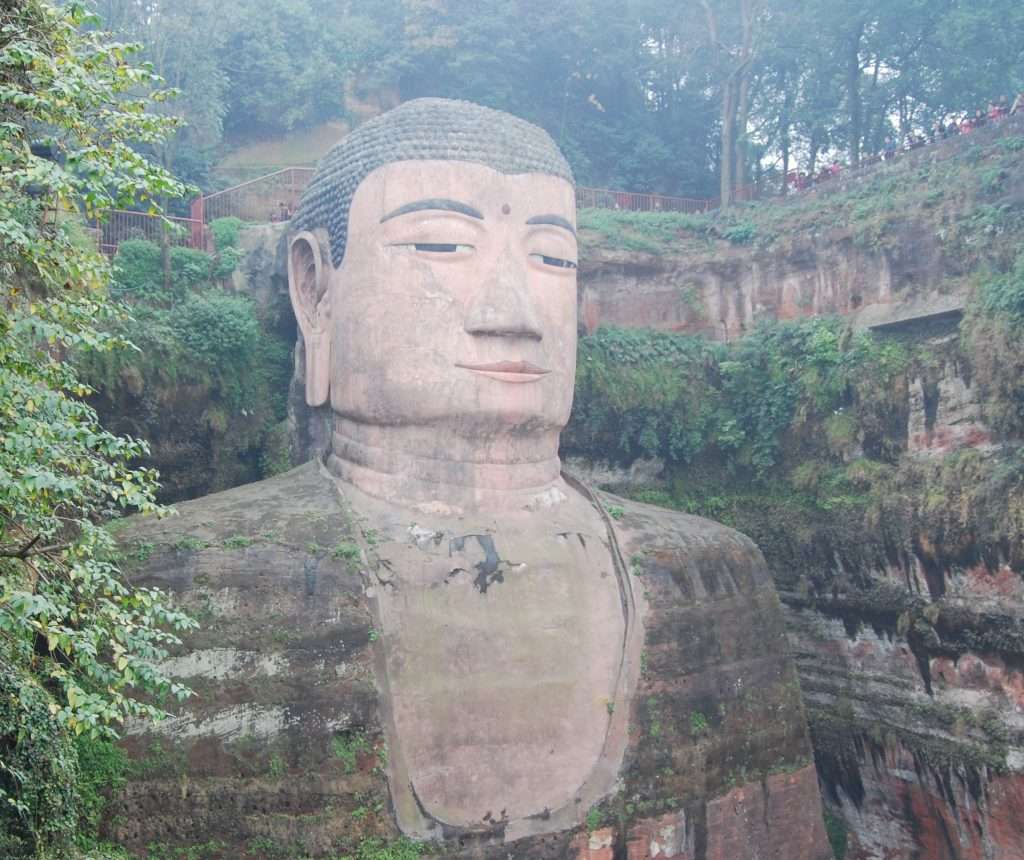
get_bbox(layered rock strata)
[110,463,829,859]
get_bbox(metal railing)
[94,209,204,257]
[575,186,717,214]
[195,167,315,224]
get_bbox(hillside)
[566,117,1024,860]
[84,114,1024,859]
[577,116,1024,340]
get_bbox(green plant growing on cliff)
[823,809,847,859]
[338,837,426,860]
[209,216,245,251]
[82,239,294,499]
[331,731,371,774]
[565,319,907,476]
[0,1,198,853]
[978,253,1024,321]
[689,710,709,737]
[332,541,361,561]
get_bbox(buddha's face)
[293,160,578,437]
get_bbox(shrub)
[209,216,245,251]
[564,319,907,476]
[170,290,260,367]
[0,656,79,857]
[979,254,1024,321]
[112,240,215,299]
[213,246,245,280]
[720,220,757,244]
[73,734,128,843]
[111,238,164,298]
[170,245,213,290]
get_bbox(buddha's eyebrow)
[526,214,576,237]
[380,198,483,223]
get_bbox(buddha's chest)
[371,525,626,828]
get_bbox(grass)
[216,121,349,172]
[578,208,712,254]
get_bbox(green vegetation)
[332,731,371,774]
[96,0,1024,206]
[565,319,908,475]
[338,838,426,860]
[0,1,197,855]
[222,535,253,549]
[332,541,361,562]
[823,809,848,860]
[81,236,294,502]
[978,252,1024,322]
[209,217,246,252]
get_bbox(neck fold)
[325,417,566,515]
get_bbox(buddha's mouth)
[455,360,551,382]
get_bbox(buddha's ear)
[288,230,331,407]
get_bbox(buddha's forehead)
[348,159,576,225]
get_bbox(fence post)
[190,196,205,248]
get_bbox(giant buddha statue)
[111,99,832,860]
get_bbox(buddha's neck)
[325,417,567,515]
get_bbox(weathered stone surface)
[110,463,829,858]
[906,332,995,458]
[578,237,906,340]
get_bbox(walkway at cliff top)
[94,111,1023,256]
[95,173,724,256]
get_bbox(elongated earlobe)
[287,231,331,406]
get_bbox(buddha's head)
[288,99,577,447]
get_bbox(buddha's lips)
[455,360,550,375]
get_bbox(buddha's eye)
[529,252,577,270]
[391,242,474,256]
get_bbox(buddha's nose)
[464,246,542,340]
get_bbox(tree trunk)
[780,70,793,194]
[733,0,755,197]
[846,20,865,165]
[735,70,751,191]
[720,74,738,206]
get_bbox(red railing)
[94,209,204,257]
[93,170,748,256]
[575,186,716,214]
[196,167,315,224]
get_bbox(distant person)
[829,159,841,177]
[884,136,897,160]
[974,109,987,128]
[960,115,974,134]
[279,201,292,221]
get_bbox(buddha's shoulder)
[597,490,773,597]
[115,462,352,570]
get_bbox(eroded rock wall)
[575,267,1024,858]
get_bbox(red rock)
[704,765,831,860]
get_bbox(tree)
[0,1,196,851]
[678,0,764,205]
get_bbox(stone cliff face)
[783,336,1024,860]
[101,118,1024,858]
[578,116,1024,344]
[110,465,829,859]
[578,235,906,340]
[570,122,1024,859]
